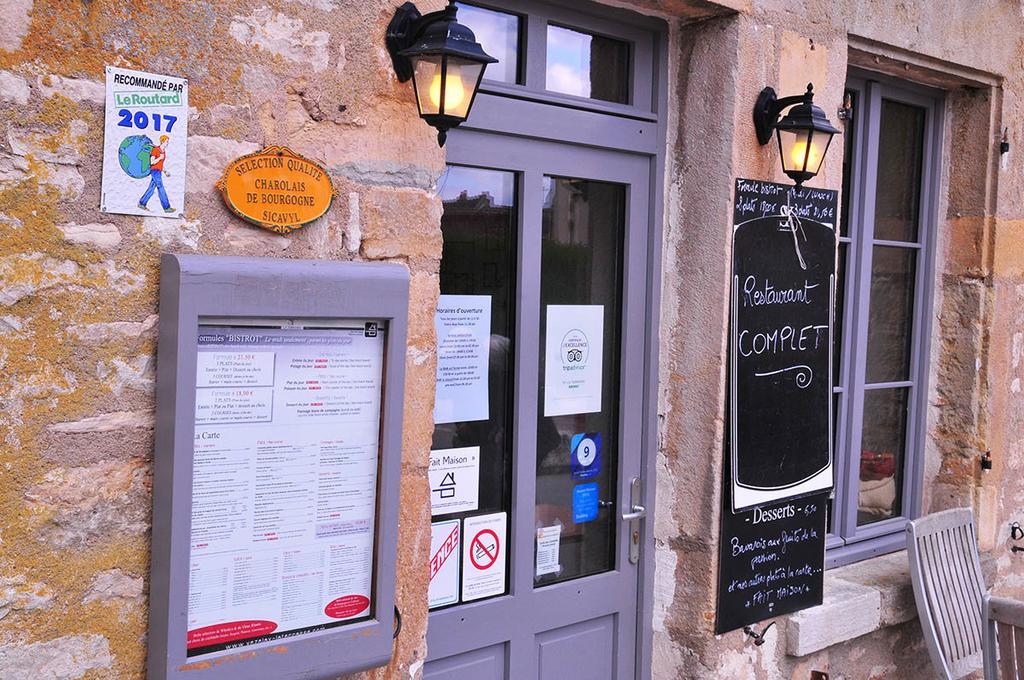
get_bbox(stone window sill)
[784,549,998,657]
[784,551,918,657]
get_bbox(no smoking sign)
[462,512,507,602]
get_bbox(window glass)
[858,388,909,525]
[457,3,521,85]
[432,165,517,608]
[873,100,925,242]
[865,246,916,383]
[546,25,629,104]
[535,176,625,586]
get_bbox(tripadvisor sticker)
[217,146,336,234]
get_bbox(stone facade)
[0,0,1021,679]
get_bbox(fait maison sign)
[217,146,336,234]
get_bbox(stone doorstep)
[784,551,917,657]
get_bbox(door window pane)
[858,388,909,525]
[873,99,925,243]
[865,246,916,383]
[535,177,625,586]
[546,25,629,104]
[432,166,517,608]
[457,3,521,85]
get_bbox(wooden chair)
[984,594,1024,679]
[907,508,987,679]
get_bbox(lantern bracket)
[753,86,810,145]
[386,1,459,83]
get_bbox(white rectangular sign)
[187,327,383,656]
[434,295,491,424]
[535,525,561,577]
[543,305,604,417]
[428,446,480,516]
[102,66,188,219]
[462,512,506,602]
[428,520,460,609]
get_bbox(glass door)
[425,129,650,680]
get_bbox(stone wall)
[0,1,445,678]
[650,0,1024,678]
[2,0,1024,678]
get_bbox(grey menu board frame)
[729,178,837,511]
[149,254,409,680]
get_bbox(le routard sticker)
[101,66,188,219]
[217,146,336,234]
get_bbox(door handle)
[622,504,646,522]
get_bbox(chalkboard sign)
[715,491,828,634]
[730,179,837,511]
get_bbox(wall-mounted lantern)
[386,1,497,147]
[753,83,839,186]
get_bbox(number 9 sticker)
[570,432,602,480]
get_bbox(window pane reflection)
[858,388,909,525]
[546,24,629,104]
[535,176,625,586]
[432,165,517,608]
[457,3,520,84]
[874,99,925,242]
[865,246,916,383]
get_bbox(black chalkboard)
[714,491,828,634]
[730,179,837,511]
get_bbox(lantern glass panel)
[779,128,814,174]
[440,57,484,119]
[412,55,443,116]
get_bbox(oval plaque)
[216,146,335,234]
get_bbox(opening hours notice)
[186,326,385,657]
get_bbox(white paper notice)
[428,520,460,609]
[102,67,188,219]
[462,512,507,602]
[186,326,383,657]
[543,305,604,417]
[535,525,562,577]
[434,295,491,424]
[429,446,480,516]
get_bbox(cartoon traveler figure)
[138,134,174,213]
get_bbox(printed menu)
[187,326,384,657]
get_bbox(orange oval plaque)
[216,146,335,234]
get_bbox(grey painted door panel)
[424,643,508,680]
[536,616,616,680]
[425,126,650,679]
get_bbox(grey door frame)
[426,2,668,677]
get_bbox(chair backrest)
[984,594,1024,679]
[907,507,988,679]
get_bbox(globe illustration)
[118,135,153,179]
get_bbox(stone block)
[828,551,917,627]
[786,577,881,656]
[83,569,144,604]
[185,135,260,195]
[0,575,53,621]
[66,315,158,344]
[47,411,155,434]
[36,75,104,105]
[0,71,30,105]
[229,7,330,72]
[0,634,112,680]
[25,459,150,548]
[140,215,201,249]
[0,254,80,307]
[57,223,121,252]
[0,0,30,53]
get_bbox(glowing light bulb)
[428,66,466,112]
[789,138,820,172]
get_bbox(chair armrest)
[988,594,1024,628]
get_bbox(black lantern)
[753,83,840,186]
[386,1,497,147]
